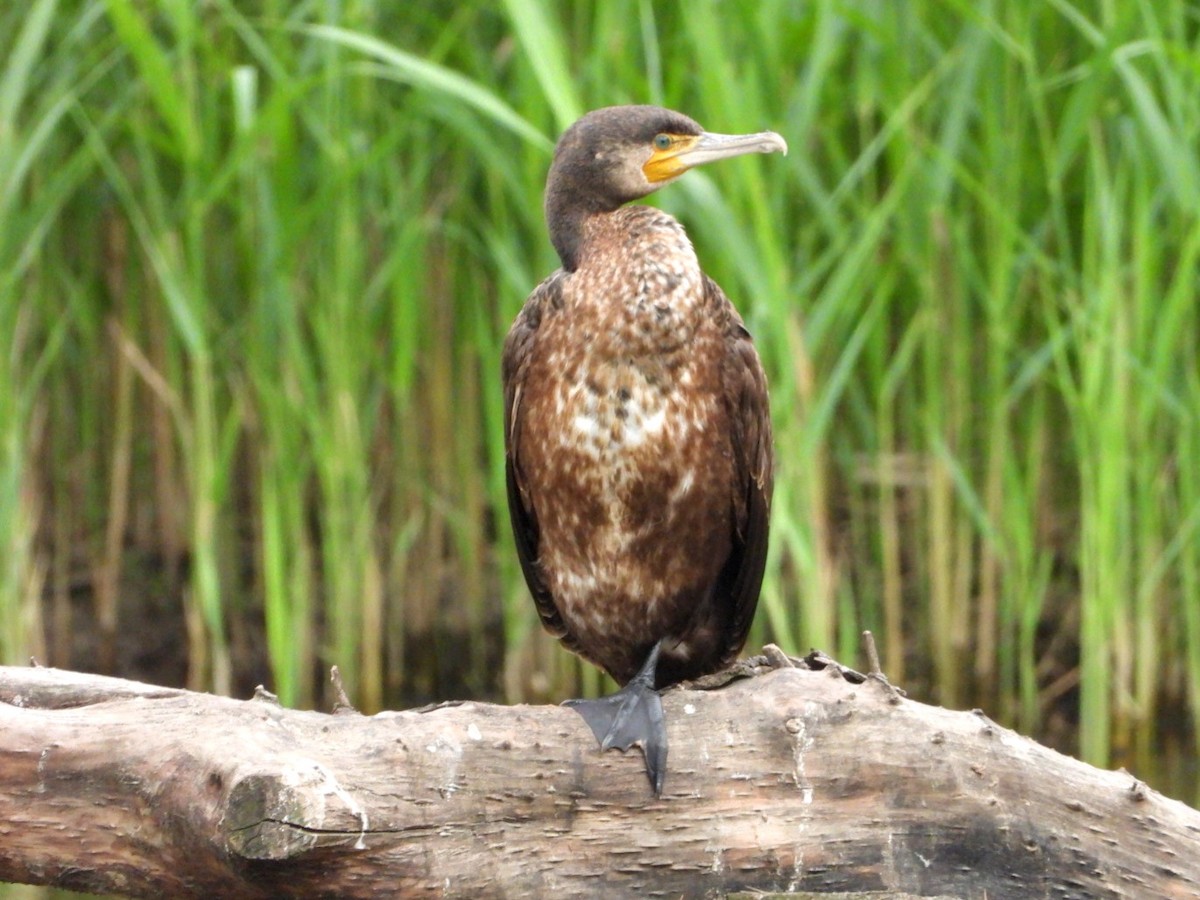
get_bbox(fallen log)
[1,652,1198,898]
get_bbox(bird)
[502,105,784,795]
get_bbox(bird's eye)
[653,134,672,150]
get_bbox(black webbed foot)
[563,641,667,796]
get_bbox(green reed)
[0,0,93,664]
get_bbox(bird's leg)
[563,640,668,796]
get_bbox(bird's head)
[545,105,787,269]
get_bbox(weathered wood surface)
[1,657,1198,899]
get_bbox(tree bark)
[1,656,1198,899]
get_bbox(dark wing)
[501,273,570,640]
[709,275,774,661]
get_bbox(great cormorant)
[502,105,784,794]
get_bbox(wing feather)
[502,273,571,641]
[709,275,774,661]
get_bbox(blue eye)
[653,134,672,150]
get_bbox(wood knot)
[225,763,369,860]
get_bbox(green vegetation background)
[2,3,1198,889]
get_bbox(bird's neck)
[545,199,589,272]
[567,205,697,272]
[544,168,627,272]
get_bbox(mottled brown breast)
[503,205,772,687]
